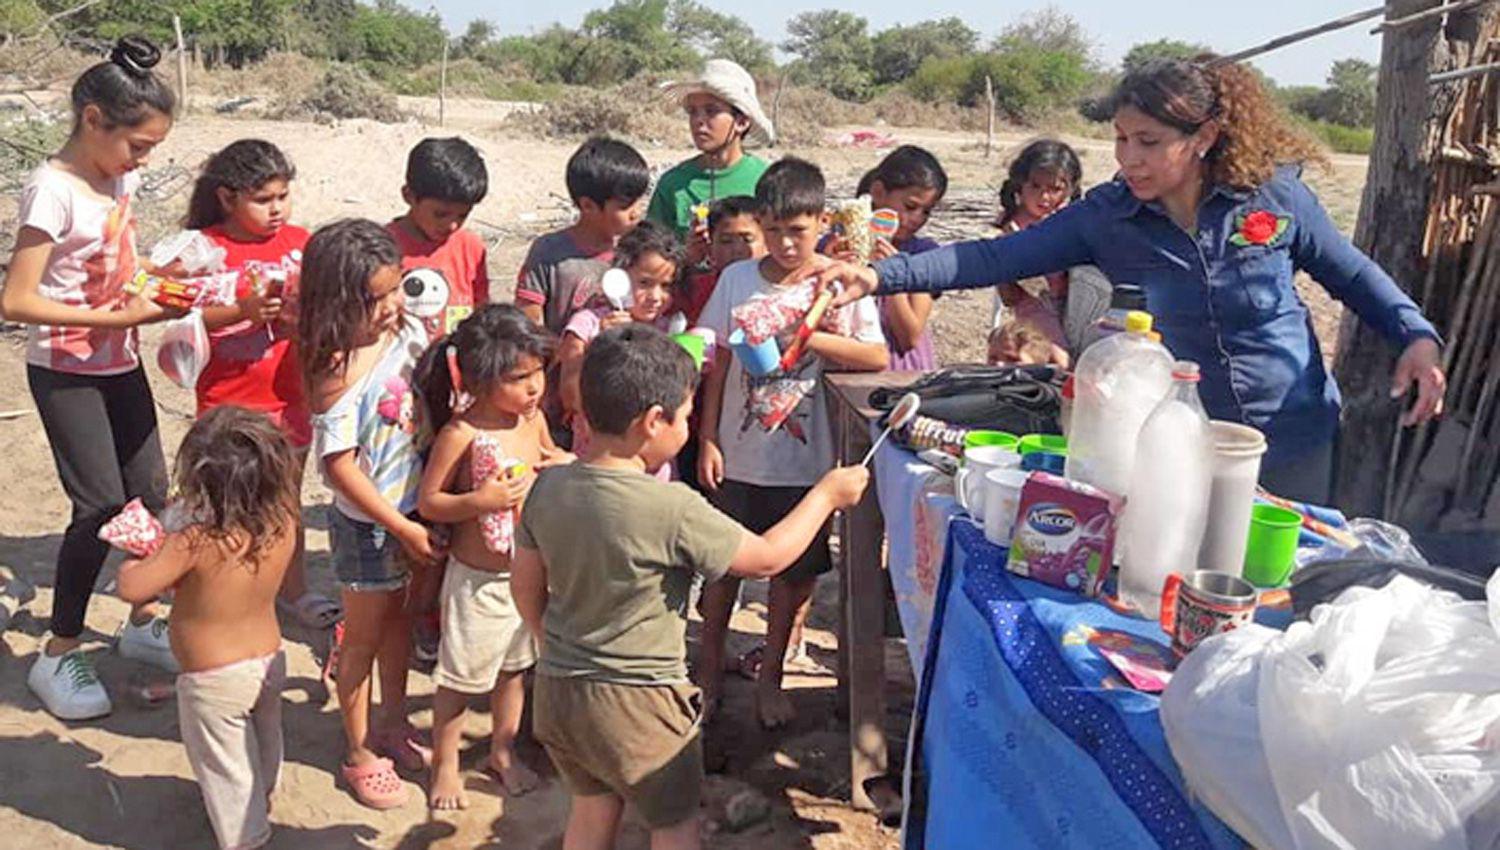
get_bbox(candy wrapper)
[471,434,527,555]
[729,280,852,346]
[831,198,874,261]
[98,498,166,558]
[149,230,227,275]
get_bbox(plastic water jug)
[1117,362,1214,618]
[1064,310,1173,499]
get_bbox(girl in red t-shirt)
[186,139,340,630]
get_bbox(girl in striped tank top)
[301,219,440,809]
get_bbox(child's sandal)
[340,757,409,810]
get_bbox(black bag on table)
[869,364,1065,437]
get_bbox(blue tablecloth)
[905,519,1246,850]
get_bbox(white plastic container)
[1064,310,1174,499]
[1117,361,1214,619]
[1197,421,1268,573]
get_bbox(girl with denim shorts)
[300,219,442,809]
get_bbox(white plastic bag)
[1162,573,1500,850]
[158,309,209,389]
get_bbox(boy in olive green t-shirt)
[512,325,865,850]
[648,59,776,267]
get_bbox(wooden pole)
[1210,5,1386,67]
[984,75,995,158]
[439,37,449,127]
[172,15,187,110]
[1431,60,1500,83]
[770,68,790,148]
[1375,0,1494,31]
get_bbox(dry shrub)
[769,86,864,146]
[868,91,985,132]
[268,64,401,123]
[0,41,94,91]
[194,53,323,101]
[505,78,680,143]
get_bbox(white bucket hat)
[663,58,776,147]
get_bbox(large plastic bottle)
[1117,362,1214,618]
[1064,310,1174,499]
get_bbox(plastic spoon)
[862,392,921,467]
[601,268,632,310]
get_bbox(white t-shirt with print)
[18,162,143,376]
[699,258,885,488]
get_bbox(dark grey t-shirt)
[515,230,611,336]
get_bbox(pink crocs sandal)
[341,757,409,810]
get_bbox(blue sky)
[425,0,1381,87]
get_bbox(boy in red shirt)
[388,137,490,341]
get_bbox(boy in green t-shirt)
[512,325,866,849]
[647,58,776,267]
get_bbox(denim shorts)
[327,508,412,593]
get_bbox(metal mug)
[1159,569,1258,656]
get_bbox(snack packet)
[1006,472,1121,596]
[98,498,166,558]
[470,434,527,555]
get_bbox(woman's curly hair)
[1107,56,1327,190]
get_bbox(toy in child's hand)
[99,498,166,558]
[470,434,526,555]
[870,208,901,240]
[692,204,711,225]
[831,198,875,261]
[601,268,633,311]
[777,284,842,371]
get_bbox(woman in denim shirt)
[817,59,1447,503]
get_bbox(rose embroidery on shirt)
[1229,210,1291,247]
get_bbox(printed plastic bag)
[158,310,210,389]
[1162,573,1500,850]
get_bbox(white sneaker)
[117,616,179,672]
[29,649,112,720]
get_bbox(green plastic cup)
[1243,504,1301,587]
[1018,434,1068,457]
[671,332,705,370]
[964,430,1018,452]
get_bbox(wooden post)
[985,75,995,158]
[770,68,790,148]
[172,15,188,110]
[1333,0,1472,516]
[439,37,449,127]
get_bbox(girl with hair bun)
[0,36,179,721]
[816,57,1447,505]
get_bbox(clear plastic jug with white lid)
[1063,310,1174,499]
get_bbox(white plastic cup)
[1198,421,1267,573]
[955,445,1022,517]
[982,469,1030,547]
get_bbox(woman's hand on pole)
[1391,337,1446,427]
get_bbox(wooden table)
[824,370,921,811]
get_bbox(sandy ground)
[0,97,1368,849]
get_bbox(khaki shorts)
[533,676,704,828]
[435,556,537,693]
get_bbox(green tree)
[994,6,1094,67]
[581,0,696,77]
[975,45,1092,120]
[1320,58,1376,126]
[667,0,772,73]
[1122,38,1207,71]
[347,0,445,67]
[2,0,46,37]
[454,18,496,58]
[784,9,873,101]
[871,18,978,86]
